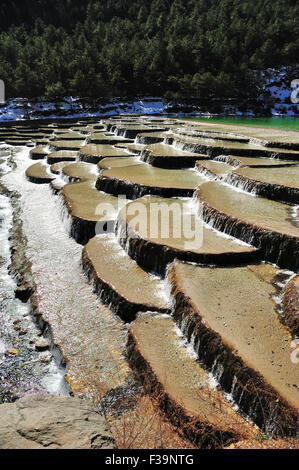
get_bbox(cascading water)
[2,146,130,402]
[289,205,299,228]
[224,173,259,195]
[0,148,67,401]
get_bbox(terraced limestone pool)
[0,116,298,449]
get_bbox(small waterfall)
[171,138,191,152]
[114,127,126,137]
[226,172,299,205]
[271,270,296,316]
[164,136,174,146]
[55,193,73,237]
[224,173,259,195]
[214,154,241,167]
[211,359,225,383]
[139,148,149,163]
[135,134,164,145]
[172,324,198,360]
[289,205,299,228]
[195,165,217,180]
[135,135,147,145]
[195,196,256,247]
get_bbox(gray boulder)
[0,394,116,449]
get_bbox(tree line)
[0,0,298,100]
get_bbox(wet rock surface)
[61,181,126,244]
[135,132,168,145]
[110,125,167,140]
[29,146,48,160]
[169,134,299,161]
[61,161,98,183]
[25,162,55,184]
[86,132,133,146]
[140,143,207,169]
[79,144,134,163]
[175,121,299,150]
[49,140,85,151]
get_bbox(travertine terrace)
[0,116,298,449]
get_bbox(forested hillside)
[0,0,298,100]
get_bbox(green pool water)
[180,117,299,132]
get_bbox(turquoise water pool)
[180,117,299,132]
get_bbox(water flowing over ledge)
[0,115,298,449]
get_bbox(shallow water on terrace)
[145,143,202,157]
[199,181,299,237]
[235,166,299,188]
[103,163,204,189]
[173,135,271,150]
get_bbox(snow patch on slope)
[0,97,167,122]
[0,67,299,122]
